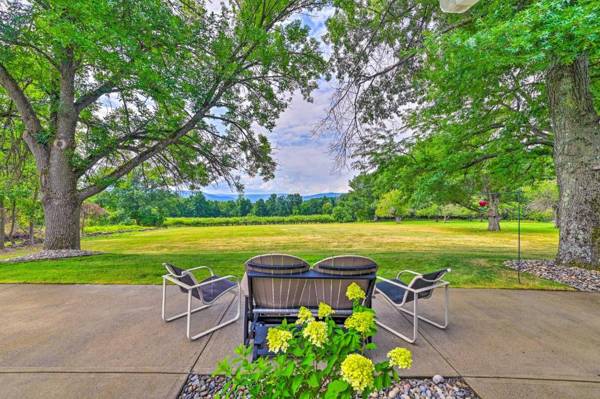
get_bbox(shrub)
[214,283,412,398]
[164,214,336,227]
[83,225,149,235]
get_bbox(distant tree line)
[85,173,558,228]
[91,175,336,226]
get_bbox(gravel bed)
[1,249,102,264]
[178,374,479,399]
[505,260,600,292]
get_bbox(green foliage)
[165,214,336,227]
[523,180,559,222]
[83,224,149,235]
[324,0,599,236]
[0,0,327,201]
[215,286,410,398]
[375,190,409,219]
[94,175,177,226]
[332,175,377,222]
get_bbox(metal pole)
[517,190,521,284]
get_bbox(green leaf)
[325,379,350,398]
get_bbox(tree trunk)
[0,197,4,250]
[40,52,82,251]
[547,55,600,268]
[487,193,501,231]
[29,219,35,245]
[41,157,81,250]
[8,199,16,244]
[42,191,80,250]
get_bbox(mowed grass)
[0,220,566,289]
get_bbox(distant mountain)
[302,192,342,200]
[177,191,343,202]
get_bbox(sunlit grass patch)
[0,220,565,289]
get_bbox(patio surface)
[0,284,598,398]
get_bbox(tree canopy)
[0,0,327,248]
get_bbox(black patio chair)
[162,263,241,340]
[375,268,450,343]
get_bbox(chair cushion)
[198,275,237,303]
[245,254,310,275]
[313,255,378,276]
[376,279,409,304]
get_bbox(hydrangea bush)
[214,283,412,398]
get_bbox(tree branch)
[77,110,206,200]
[74,82,116,113]
[0,63,48,166]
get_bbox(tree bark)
[41,146,81,250]
[42,196,80,250]
[487,193,501,231]
[0,197,4,250]
[553,205,559,229]
[8,199,16,244]
[547,55,600,268]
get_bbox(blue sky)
[206,8,357,195]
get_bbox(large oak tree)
[0,0,326,249]
[325,0,599,267]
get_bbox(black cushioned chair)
[162,263,240,340]
[375,268,450,343]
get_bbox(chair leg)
[398,285,449,329]
[162,279,212,322]
[243,297,250,345]
[188,286,242,341]
[376,296,419,343]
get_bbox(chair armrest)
[163,274,239,291]
[396,269,422,280]
[189,275,239,289]
[412,280,450,293]
[162,274,194,290]
[377,275,449,294]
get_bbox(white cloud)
[209,80,356,195]
[207,9,356,195]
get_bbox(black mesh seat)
[375,279,408,304]
[199,275,237,303]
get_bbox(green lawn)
[0,220,566,289]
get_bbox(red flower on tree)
[479,200,488,207]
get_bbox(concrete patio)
[0,284,598,399]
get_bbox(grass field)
[0,220,566,289]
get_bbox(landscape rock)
[178,375,479,399]
[1,249,102,264]
[505,260,600,292]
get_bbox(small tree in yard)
[0,0,325,250]
[80,203,106,236]
[375,190,408,222]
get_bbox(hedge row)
[164,214,336,227]
[84,224,150,234]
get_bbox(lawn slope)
[0,221,565,289]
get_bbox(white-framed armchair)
[162,263,241,340]
[375,268,450,343]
